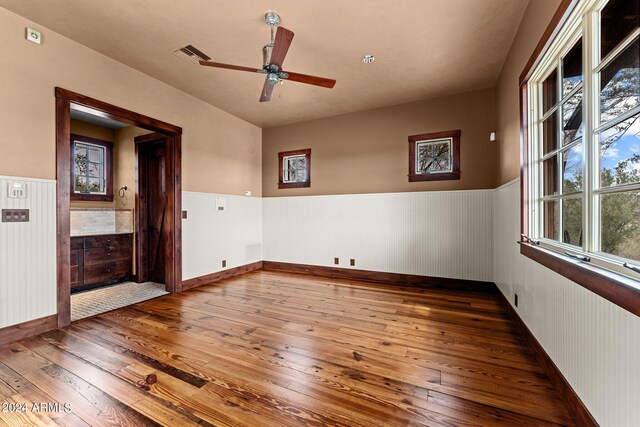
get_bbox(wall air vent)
[172,44,211,65]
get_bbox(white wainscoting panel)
[182,192,262,280]
[493,179,640,427]
[263,190,493,282]
[0,176,56,328]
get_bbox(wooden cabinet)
[70,233,133,292]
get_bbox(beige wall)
[495,0,562,185]
[112,126,150,210]
[0,7,261,195]
[263,89,497,197]
[70,119,116,143]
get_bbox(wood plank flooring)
[0,271,574,426]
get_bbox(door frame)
[55,88,182,328]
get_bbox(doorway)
[55,88,182,328]
[135,133,170,284]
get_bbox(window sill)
[408,171,461,182]
[519,242,640,317]
[278,181,310,189]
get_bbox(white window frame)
[528,0,640,278]
[73,140,107,195]
[282,154,308,183]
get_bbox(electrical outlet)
[514,293,518,307]
[2,209,29,222]
[350,259,355,267]
[222,260,227,268]
[334,257,339,265]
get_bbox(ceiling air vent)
[172,44,211,65]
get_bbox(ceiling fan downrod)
[262,12,280,68]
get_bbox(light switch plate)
[215,196,226,211]
[8,181,27,199]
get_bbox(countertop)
[70,231,133,238]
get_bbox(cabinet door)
[70,248,84,289]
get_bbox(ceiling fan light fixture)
[267,73,280,85]
[362,54,375,64]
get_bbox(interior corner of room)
[0,0,638,426]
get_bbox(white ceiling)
[0,0,529,128]
[70,107,128,129]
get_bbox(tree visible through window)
[528,0,639,267]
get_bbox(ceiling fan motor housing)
[262,44,273,67]
[267,73,280,85]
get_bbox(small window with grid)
[70,134,113,201]
[278,149,311,189]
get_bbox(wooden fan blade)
[199,60,263,73]
[260,80,274,102]
[283,71,336,88]
[269,26,294,68]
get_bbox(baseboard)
[0,314,58,346]
[495,289,599,427]
[182,261,263,291]
[261,261,496,293]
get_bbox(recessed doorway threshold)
[71,281,167,321]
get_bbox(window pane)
[417,140,451,173]
[75,147,87,176]
[75,146,87,159]
[600,37,639,124]
[562,143,584,193]
[543,111,558,154]
[543,156,559,196]
[88,148,102,163]
[600,114,640,187]
[600,191,640,261]
[562,39,582,96]
[562,89,583,145]
[75,177,87,193]
[563,198,583,246]
[284,156,307,182]
[544,200,560,241]
[88,178,102,193]
[88,162,102,178]
[542,70,558,113]
[601,0,639,59]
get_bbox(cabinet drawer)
[84,234,132,249]
[83,259,132,285]
[84,246,132,266]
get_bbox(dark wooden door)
[146,143,167,283]
[136,135,168,284]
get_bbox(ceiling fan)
[199,12,336,102]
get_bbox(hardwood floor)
[0,271,574,426]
